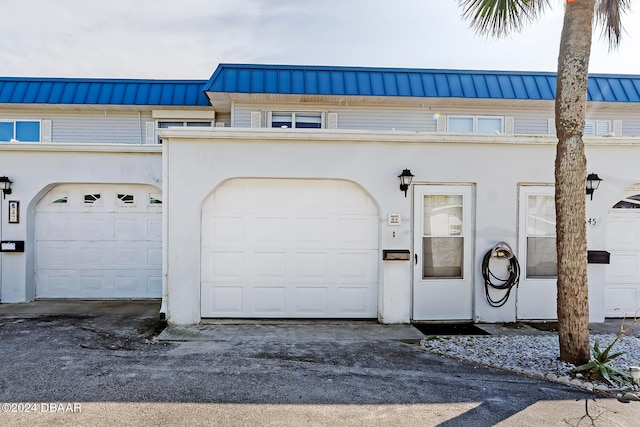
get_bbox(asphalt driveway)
[0,301,638,426]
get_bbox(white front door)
[516,185,557,320]
[412,185,474,320]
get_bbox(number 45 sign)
[587,217,600,227]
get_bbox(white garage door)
[201,179,379,318]
[606,188,640,316]
[36,184,162,299]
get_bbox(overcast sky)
[1,0,640,79]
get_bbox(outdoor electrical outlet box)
[383,249,410,261]
[587,250,610,264]
[0,241,24,252]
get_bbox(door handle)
[415,254,418,265]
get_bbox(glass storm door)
[516,186,558,320]
[413,185,474,320]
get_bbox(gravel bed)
[421,333,640,394]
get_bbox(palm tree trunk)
[554,0,595,365]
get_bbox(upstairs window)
[271,112,322,129]
[0,120,41,142]
[157,121,212,143]
[584,120,610,136]
[448,116,503,133]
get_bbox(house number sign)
[8,200,19,223]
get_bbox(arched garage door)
[606,186,640,316]
[201,179,379,318]
[36,184,162,299]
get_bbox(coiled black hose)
[482,243,521,308]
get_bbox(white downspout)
[159,130,168,320]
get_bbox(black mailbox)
[383,249,411,261]
[0,241,24,253]
[587,250,610,264]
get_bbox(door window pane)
[423,195,463,236]
[527,237,557,277]
[422,195,464,278]
[526,194,557,277]
[423,237,463,278]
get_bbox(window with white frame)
[447,116,503,133]
[156,120,212,143]
[525,193,557,278]
[0,120,41,142]
[271,112,323,129]
[584,120,610,135]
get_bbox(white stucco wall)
[0,143,162,302]
[161,129,640,325]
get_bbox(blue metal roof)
[3,65,640,105]
[0,77,210,106]
[204,63,640,103]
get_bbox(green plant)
[574,316,638,387]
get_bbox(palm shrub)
[574,316,638,387]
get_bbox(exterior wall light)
[586,173,602,200]
[0,176,12,199]
[398,169,414,197]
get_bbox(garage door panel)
[246,182,286,211]
[606,288,639,316]
[253,252,287,278]
[204,217,244,244]
[202,285,244,314]
[336,287,371,314]
[293,252,329,278]
[252,217,287,245]
[607,254,640,282]
[294,218,330,245]
[337,252,377,280]
[201,179,379,318]
[607,220,640,250]
[36,184,162,299]
[607,212,640,316]
[207,252,244,279]
[254,287,286,314]
[80,275,105,292]
[337,217,378,247]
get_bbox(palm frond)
[595,0,632,50]
[458,0,551,38]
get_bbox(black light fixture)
[0,176,12,199]
[586,173,602,200]
[398,169,414,197]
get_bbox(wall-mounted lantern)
[398,169,414,198]
[0,176,12,199]
[586,173,602,200]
